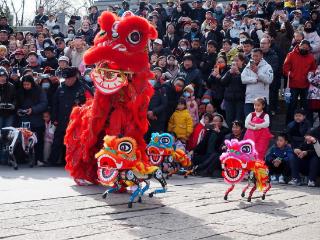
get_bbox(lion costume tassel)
[64,11,157,184]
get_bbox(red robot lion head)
[220,139,257,184]
[84,11,157,95]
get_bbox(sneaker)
[288,178,302,186]
[301,176,308,185]
[270,175,277,183]
[278,175,285,184]
[308,180,316,187]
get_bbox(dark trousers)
[48,127,66,164]
[266,160,290,177]
[224,100,245,128]
[269,76,281,112]
[290,154,320,181]
[31,126,45,164]
[192,152,220,176]
[286,88,308,124]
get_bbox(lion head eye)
[240,144,252,154]
[160,136,171,145]
[118,141,133,154]
[127,31,141,45]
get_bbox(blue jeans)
[290,154,320,181]
[286,88,308,124]
[224,100,245,127]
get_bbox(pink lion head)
[220,139,257,184]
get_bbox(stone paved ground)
[1,166,320,240]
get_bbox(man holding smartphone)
[241,48,274,116]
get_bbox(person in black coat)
[203,20,224,49]
[145,79,168,141]
[162,22,180,50]
[183,20,203,43]
[47,67,87,165]
[0,66,16,164]
[221,53,247,127]
[260,37,280,114]
[163,76,186,127]
[33,6,49,25]
[0,16,13,35]
[171,1,192,23]
[286,109,311,149]
[77,21,94,46]
[16,75,48,164]
[191,1,206,23]
[186,38,205,68]
[200,40,218,80]
[178,53,203,98]
[206,55,229,114]
[0,67,16,128]
[41,46,58,70]
[191,114,230,176]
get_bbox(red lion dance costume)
[64,11,157,184]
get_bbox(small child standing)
[266,133,294,184]
[43,111,55,162]
[244,97,273,160]
[168,98,194,144]
[183,84,199,126]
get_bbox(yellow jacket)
[168,109,194,141]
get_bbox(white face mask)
[52,29,59,34]
[240,37,247,44]
[180,46,187,51]
[68,33,75,39]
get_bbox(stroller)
[0,126,37,170]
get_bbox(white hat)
[154,39,163,45]
[58,55,69,62]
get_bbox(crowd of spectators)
[0,0,319,186]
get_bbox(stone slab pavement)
[1,166,320,240]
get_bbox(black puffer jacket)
[220,69,246,102]
[206,67,229,101]
[0,82,16,116]
[263,49,280,76]
[148,82,168,124]
[179,65,203,98]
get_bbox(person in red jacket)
[283,40,317,123]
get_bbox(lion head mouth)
[221,157,247,184]
[146,146,165,165]
[91,62,133,95]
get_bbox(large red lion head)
[84,11,157,95]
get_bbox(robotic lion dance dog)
[64,11,158,185]
[220,139,271,202]
[96,135,167,208]
[146,133,192,178]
